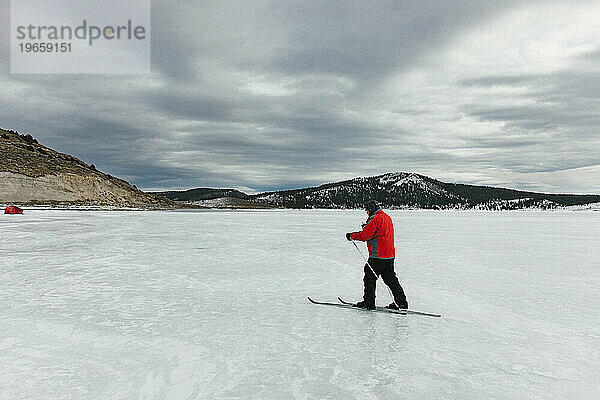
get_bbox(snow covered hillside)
[1,209,599,399]
[255,172,465,209]
[252,172,600,210]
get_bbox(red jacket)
[350,209,395,259]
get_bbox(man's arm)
[349,215,379,241]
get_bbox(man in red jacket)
[346,200,408,310]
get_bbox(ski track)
[1,209,599,399]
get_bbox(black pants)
[363,258,407,305]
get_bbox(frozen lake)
[1,209,599,399]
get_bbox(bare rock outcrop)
[0,128,176,208]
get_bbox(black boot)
[385,300,408,310]
[353,300,376,310]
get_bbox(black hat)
[365,200,380,215]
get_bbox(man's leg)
[362,262,378,305]
[354,261,378,309]
[379,259,408,308]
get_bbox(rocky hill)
[151,188,274,208]
[152,188,250,202]
[251,172,600,210]
[0,128,177,208]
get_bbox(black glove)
[346,233,352,241]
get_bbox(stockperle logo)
[11,0,151,74]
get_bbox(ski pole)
[351,240,377,277]
[350,239,399,309]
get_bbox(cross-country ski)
[336,297,441,317]
[307,296,408,315]
[308,297,441,317]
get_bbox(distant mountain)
[152,187,274,208]
[251,172,600,210]
[0,127,177,208]
[154,172,600,210]
[152,188,250,202]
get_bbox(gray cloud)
[1,0,599,194]
[459,68,600,178]
[268,1,517,79]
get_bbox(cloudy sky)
[1,0,600,193]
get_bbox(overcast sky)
[1,0,600,194]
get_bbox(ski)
[338,297,441,318]
[308,297,408,315]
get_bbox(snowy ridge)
[473,198,561,211]
[566,202,600,211]
[152,172,600,210]
[191,196,273,209]
[387,173,459,198]
[253,172,467,209]
[252,172,600,210]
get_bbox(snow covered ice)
[1,209,599,399]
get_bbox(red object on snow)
[4,206,23,214]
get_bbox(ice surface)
[1,209,599,399]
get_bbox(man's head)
[364,200,380,216]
